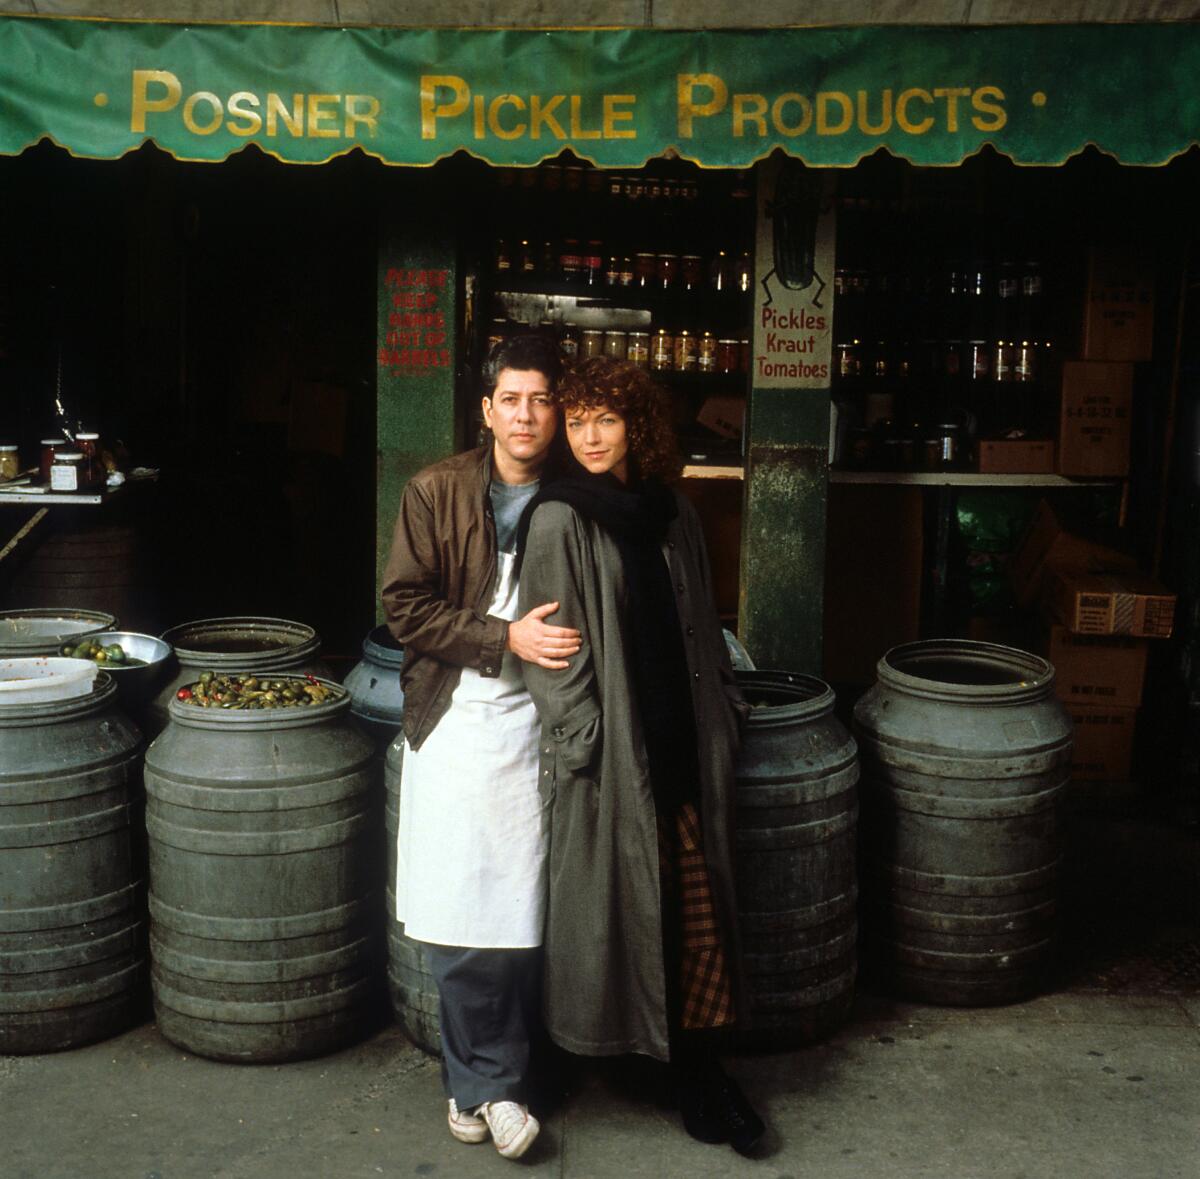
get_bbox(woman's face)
[565,403,629,483]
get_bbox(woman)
[516,356,766,1154]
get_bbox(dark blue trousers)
[423,944,542,1110]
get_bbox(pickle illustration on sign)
[760,157,826,308]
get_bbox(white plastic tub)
[0,657,98,704]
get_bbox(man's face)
[482,368,557,472]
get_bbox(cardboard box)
[1043,624,1148,708]
[1057,360,1133,477]
[1065,703,1137,781]
[1008,500,1134,609]
[1082,245,1154,363]
[977,438,1055,474]
[1044,566,1177,638]
[696,395,745,439]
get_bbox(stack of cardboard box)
[1056,245,1154,478]
[1009,501,1176,781]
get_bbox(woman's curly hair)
[555,356,682,482]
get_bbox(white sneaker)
[447,1098,488,1144]
[479,1100,540,1160]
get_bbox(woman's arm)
[518,502,602,773]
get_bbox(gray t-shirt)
[490,479,539,556]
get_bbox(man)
[380,333,580,1162]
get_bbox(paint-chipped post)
[742,158,836,673]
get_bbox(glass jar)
[836,340,862,381]
[1014,340,1037,382]
[627,331,650,368]
[739,339,751,372]
[709,251,730,292]
[966,339,990,380]
[39,439,62,482]
[634,253,656,288]
[619,256,635,287]
[993,339,1015,382]
[655,253,678,289]
[559,239,583,283]
[736,251,753,293]
[50,451,84,492]
[0,444,18,482]
[560,323,582,362]
[494,239,511,272]
[680,255,704,290]
[581,329,604,360]
[603,330,628,360]
[564,166,584,193]
[673,329,698,372]
[608,173,624,199]
[75,432,101,489]
[650,329,674,372]
[717,339,739,374]
[541,165,563,192]
[605,255,622,287]
[583,242,604,286]
[697,331,717,373]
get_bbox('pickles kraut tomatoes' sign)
[3,19,1200,167]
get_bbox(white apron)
[394,551,549,947]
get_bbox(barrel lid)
[876,640,1054,704]
[0,671,120,725]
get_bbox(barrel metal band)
[749,969,857,1011]
[0,882,139,932]
[144,768,376,812]
[0,961,141,1012]
[0,759,135,805]
[735,759,859,801]
[0,923,142,975]
[871,858,1060,895]
[739,889,858,934]
[737,807,857,850]
[887,937,1052,970]
[744,927,857,972]
[859,779,1065,819]
[151,972,370,1024]
[0,803,130,849]
[145,810,369,855]
[857,738,1072,780]
[879,898,1057,932]
[149,893,371,940]
[149,933,370,983]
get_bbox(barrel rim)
[0,608,119,656]
[875,640,1055,703]
[159,616,321,668]
[735,669,836,723]
[360,625,404,668]
[0,671,120,723]
[164,674,350,730]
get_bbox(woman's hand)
[507,602,583,669]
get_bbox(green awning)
[2,16,1198,168]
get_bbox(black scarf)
[516,472,699,814]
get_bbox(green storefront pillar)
[740,391,830,674]
[375,174,459,613]
[739,160,835,674]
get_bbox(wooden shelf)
[682,464,744,480]
[829,470,1122,488]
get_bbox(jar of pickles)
[717,339,739,374]
[697,332,717,373]
[0,444,18,482]
[650,329,674,372]
[680,255,703,290]
[581,330,604,360]
[673,330,698,372]
[39,438,62,482]
[603,330,628,361]
[655,254,678,289]
[627,332,650,368]
[634,253,656,288]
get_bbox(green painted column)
[375,173,459,613]
[739,160,836,673]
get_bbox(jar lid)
[582,329,603,337]
[76,432,99,440]
[0,444,17,452]
[604,329,627,337]
[628,331,649,339]
[40,438,63,445]
[718,338,739,344]
[54,451,83,461]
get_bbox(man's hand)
[507,602,582,670]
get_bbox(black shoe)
[707,1070,766,1156]
[678,1072,731,1145]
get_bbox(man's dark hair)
[481,332,563,398]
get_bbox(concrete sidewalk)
[3,986,1198,1179]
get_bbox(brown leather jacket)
[380,445,509,751]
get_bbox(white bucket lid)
[0,657,98,704]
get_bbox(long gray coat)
[519,488,747,1062]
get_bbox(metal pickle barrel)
[143,675,381,1062]
[853,640,1074,1006]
